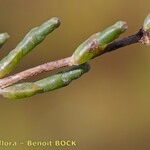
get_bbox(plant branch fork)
[0,13,149,99]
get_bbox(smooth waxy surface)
[72,21,127,65]
[0,33,9,47]
[35,63,90,92]
[0,17,60,78]
[1,63,90,100]
[1,83,43,99]
[144,13,150,32]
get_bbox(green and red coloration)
[72,21,128,65]
[0,17,60,78]
[0,33,9,47]
[0,63,90,99]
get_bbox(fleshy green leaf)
[0,17,60,78]
[72,21,128,65]
[1,63,90,100]
[0,33,9,47]
[143,13,150,32]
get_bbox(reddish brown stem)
[0,57,72,88]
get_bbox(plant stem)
[0,57,72,88]
[0,28,147,89]
[103,28,144,53]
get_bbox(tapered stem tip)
[114,21,128,32]
[0,33,10,45]
[47,17,61,28]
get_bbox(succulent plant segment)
[72,21,127,65]
[0,17,60,78]
[0,64,90,99]
[143,13,150,32]
[0,33,9,47]
[141,14,150,45]
[0,14,149,100]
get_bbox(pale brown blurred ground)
[0,0,150,150]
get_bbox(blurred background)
[0,0,149,149]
